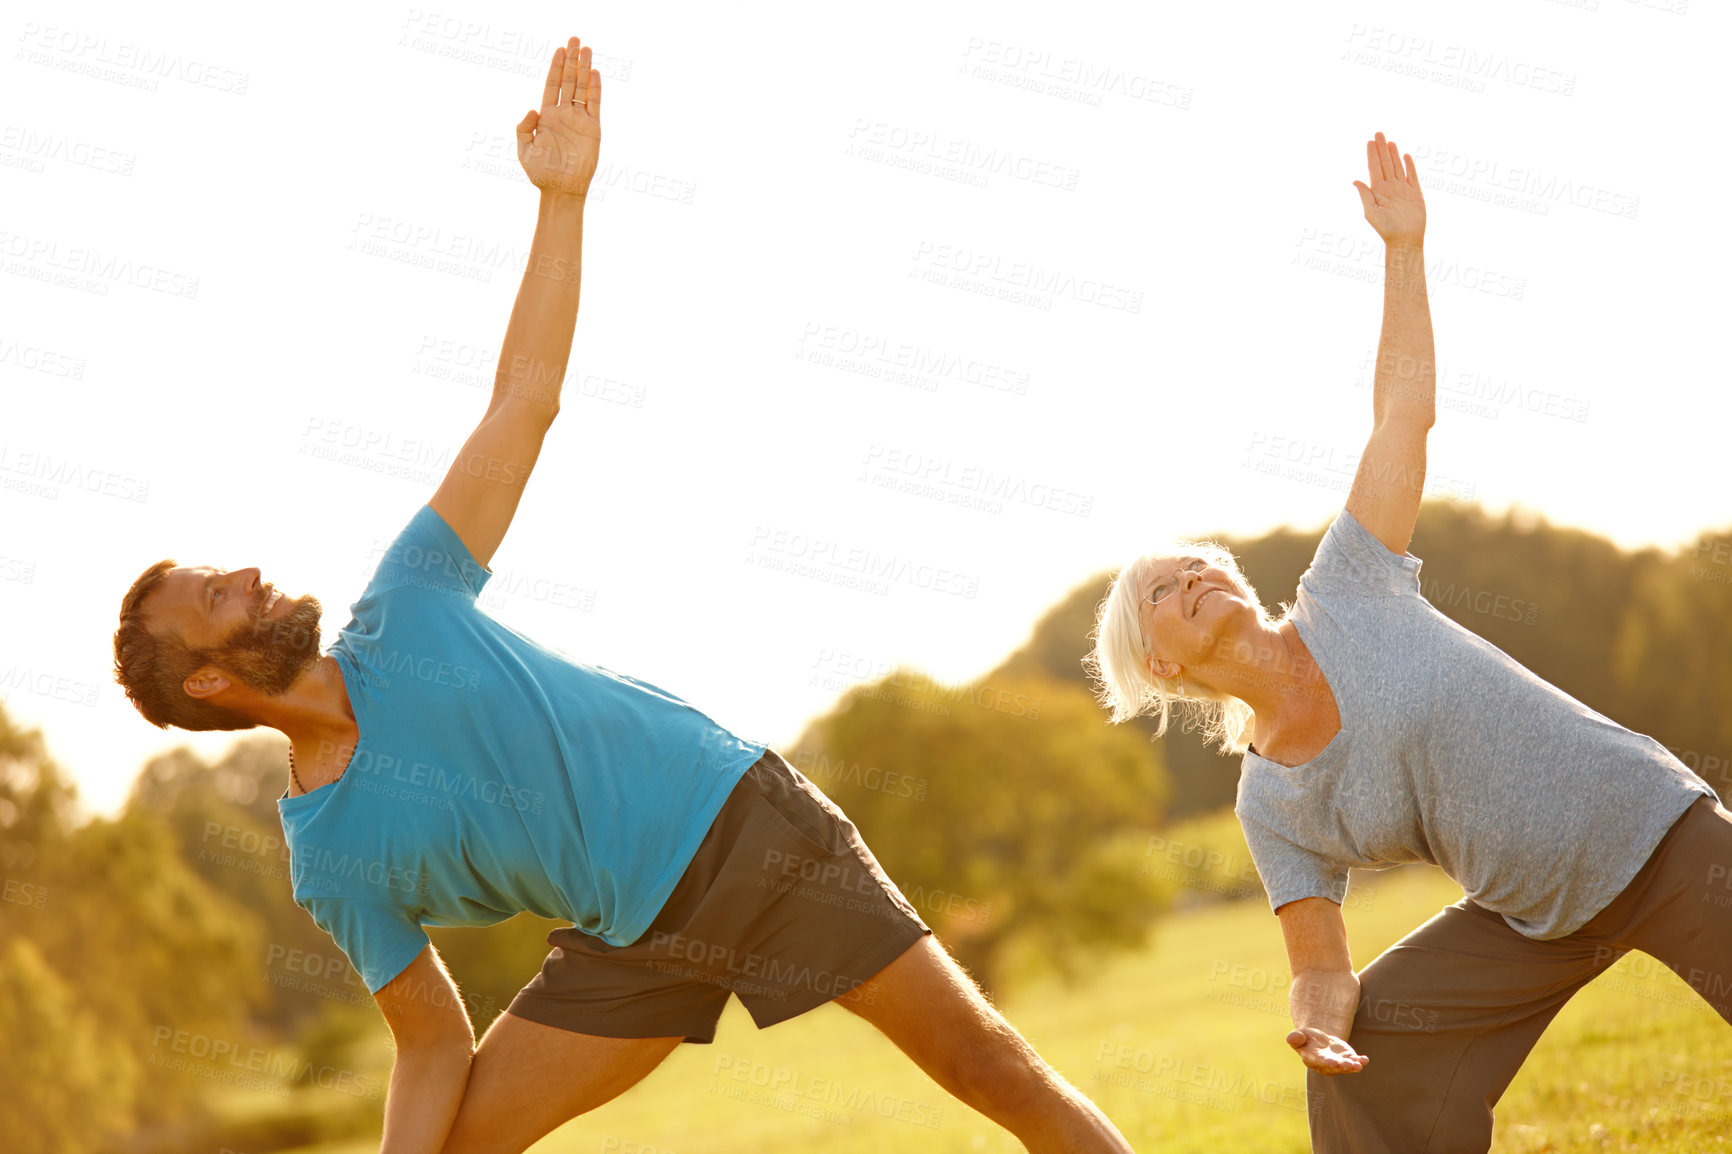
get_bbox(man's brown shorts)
[504,748,933,1043]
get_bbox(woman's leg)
[1593,796,1732,1023]
[1308,898,1617,1154]
[1314,795,1732,1153]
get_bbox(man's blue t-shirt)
[277,503,766,993]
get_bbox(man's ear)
[183,667,232,700]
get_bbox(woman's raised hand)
[1352,131,1425,249]
[517,36,602,198]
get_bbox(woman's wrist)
[1290,969,1361,1038]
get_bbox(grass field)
[280,866,1731,1153]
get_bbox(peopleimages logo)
[347,641,482,692]
[746,526,980,599]
[338,747,548,816]
[291,849,431,897]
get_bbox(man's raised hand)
[517,36,601,198]
[1287,1026,1370,1076]
[1352,131,1425,249]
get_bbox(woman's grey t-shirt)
[1234,507,1715,940]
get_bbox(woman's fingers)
[1363,132,1421,200]
[538,37,600,118]
[574,44,591,109]
[541,46,563,110]
[1368,131,1420,189]
[1328,1045,1368,1072]
[1287,1027,1370,1074]
[561,36,581,107]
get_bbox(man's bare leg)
[437,1011,680,1154]
[836,935,1135,1153]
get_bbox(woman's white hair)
[1085,540,1285,757]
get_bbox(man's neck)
[260,655,357,750]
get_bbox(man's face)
[144,566,325,700]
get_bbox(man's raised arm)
[430,35,601,570]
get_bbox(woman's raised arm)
[1344,131,1435,558]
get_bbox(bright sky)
[3,0,1724,820]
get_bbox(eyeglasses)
[1144,558,1208,609]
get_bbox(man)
[111,36,1133,1154]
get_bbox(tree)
[0,703,271,1149]
[791,671,1168,992]
[0,937,137,1154]
[0,701,80,861]
[26,810,270,1129]
[1611,529,1732,797]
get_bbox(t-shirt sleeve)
[1300,507,1424,598]
[300,895,432,994]
[1235,803,1351,913]
[359,504,493,602]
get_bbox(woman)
[1088,132,1730,1154]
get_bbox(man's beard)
[208,592,325,696]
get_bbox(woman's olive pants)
[1308,796,1732,1153]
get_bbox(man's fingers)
[516,109,538,149]
[541,47,563,110]
[586,64,601,118]
[575,45,591,109]
[1287,1029,1309,1050]
[1403,152,1421,189]
[1353,180,1376,214]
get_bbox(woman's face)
[1137,555,1254,675]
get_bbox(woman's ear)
[1146,655,1180,681]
